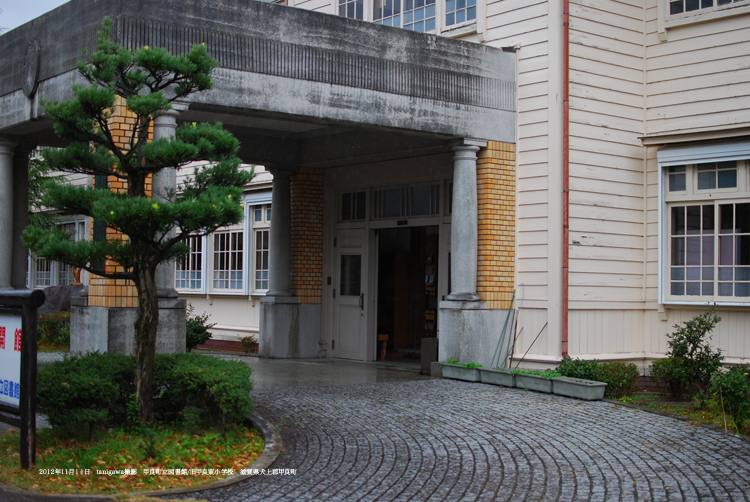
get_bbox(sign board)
[0,310,23,408]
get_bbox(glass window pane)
[671,282,685,295]
[446,12,454,24]
[718,169,737,188]
[720,205,734,234]
[356,192,366,220]
[702,236,714,265]
[702,267,714,280]
[736,283,750,297]
[685,0,700,11]
[467,6,476,19]
[736,267,750,281]
[686,282,701,296]
[340,255,362,296]
[686,237,701,265]
[719,267,734,281]
[687,206,701,235]
[672,237,685,266]
[719,283,733,296]
[702,205,714,233]
[670,0,684,14]
[736,203,750,234]
[425,17,435,31]
[671,267,685,280]
[342,192,352,220]
[702,283,714,296]
[686,267,700,280]
[739,235,750,266]
[672,207,685,235]
[720,236,734,265]
[697,171,715,190]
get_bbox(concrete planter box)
[552,377,607,401]
[442,364,481,382]
[514,373,554,393]
[479,368,516,387]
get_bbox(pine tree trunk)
[133,251,160,425]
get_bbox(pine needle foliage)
[22,18,253,424]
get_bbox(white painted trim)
[244,191,272,205]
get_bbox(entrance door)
[332,229,366,360]
[376,226,439,360]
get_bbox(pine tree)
[23,18,252,424]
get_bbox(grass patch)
[37,342,69,352]
[627,391,750,436]
[0,424,263,495]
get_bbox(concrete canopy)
[0,0,516,166]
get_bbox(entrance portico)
[0,0,515,365]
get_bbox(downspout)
[562,0,570,358]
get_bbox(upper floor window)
[669,0,744,14]
[374,0,436,31]
[445,0,475,26]
[340,0,364,19]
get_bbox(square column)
[0,139,17,290]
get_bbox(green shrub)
[154,353,253,429]
[186,304,215,352]
[37,312,71,346]
[38,352,253,436]
[710,365,750,432]
[241,335,259,354]
[556,357,599,381]
[650,311,724,402]
[597,361,640,399]
[37,352,135,438]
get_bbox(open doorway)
[376,226,439,361]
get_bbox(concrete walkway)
[179,357,750,502]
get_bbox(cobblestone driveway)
[190,378,750,502]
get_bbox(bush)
[597,361,640,399]
[186,304,215,352]
[241,335,259,354]
[154,353,253,429]
[650,311,724,402]
[38,352,253,436]
[37,312,71,346]
[556,357,599,381]
[710,365,750,432]
[37,352,135,439]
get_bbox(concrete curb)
[0,413,282,500]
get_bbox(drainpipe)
[562,0,570,358]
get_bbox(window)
[373,0,435,31]
[340,0,364,19]
[212,229,244,291]
[374,184,440,219]
[669,0,745,14]
[445,0,475,26]
[660,142,750,304]
[28,220,85,289]
[174,201,271,295]
[175,235,203,291]
[252,204,272,293]
[341,191,366,221]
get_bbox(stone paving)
[179,370,750,502]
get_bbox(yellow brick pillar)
[290,167,324,303]
[476,141,516,309]
[87,96,153,309]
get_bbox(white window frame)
[658,141,750,306]
[28,218,87,289]
[175,234,204,293]
[175,192,273,296]
[657,0,750,39]
[332,0,483,37]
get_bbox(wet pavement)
[4,356,750,501]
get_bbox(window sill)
[662,299,750,308]
[441,21,478,38]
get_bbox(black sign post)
[0,289,45,469]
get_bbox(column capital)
[0,138,18,155]
[452,138,487,150]
[266,164,299,179]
